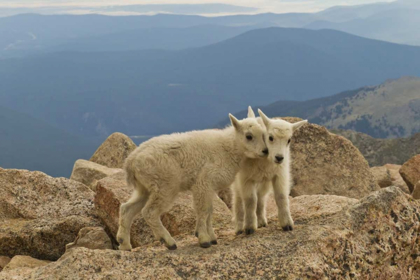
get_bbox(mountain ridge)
[223,76,420,139]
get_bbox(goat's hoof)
[245,228,255,235]
[167,244,177,250]
[258,222,267,228]
[235,230,243,235]
[211,240,218,245]
[195,231,198,237]
[282,225,293,231]
[118,243,132,251]
[200,242,212,248]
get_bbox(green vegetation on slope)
[331,129,420,166]
[227,77,420,138]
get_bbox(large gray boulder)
[70,159,121,191]
[90,132,137,168]
[282,119,379,198]
[400,154,420,193]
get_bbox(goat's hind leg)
[117,187,149,251]
[206,201,217,245]
[142,191,177,250]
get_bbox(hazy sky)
[0,0,397,14]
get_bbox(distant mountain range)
[1,28,420,139]
[224,77,420,139]
[1,0,419,59]
[307,3,420,46]
[1,3,420,177]
[0,105,98,177]
[51,25,257,53]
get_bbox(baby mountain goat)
[233,108,307,235]
[117,108,268,250]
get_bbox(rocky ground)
[1,124,420,279]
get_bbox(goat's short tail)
[124,157,151,195]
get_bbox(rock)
[400,154,420,193]
[412,181,420,200]
[2,256,51,272]
[0,256,11,272]
[0,168,101,261]
[384,164,410,193]
[5,187,419,279]
[90,132,137,168]
[370,166,393,188]
[290,194,359,223]
[66,227,113,252]
[282,119,379,198]
[70,159,122,191]
[264,194,358,225]
[94,174,231,248]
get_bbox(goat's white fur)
[232,109,307,234]
[117,108,268,250]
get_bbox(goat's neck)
[221,126,246,168]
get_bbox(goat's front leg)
[233,187,245,235]
[256,182,271,228]
[242,181,258,235]
[272,175,294,231]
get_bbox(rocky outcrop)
[65,227,113,252]
[0,168,101,261]
[282,119,379,198]
[289,194,359,222]
[384,164,410,193]
[412,181,420,200]
[3,187,419,279]
[70,159,121,191]
[0,256,10,272]
[400,155,420,193]
[370,166,393,188]
[94,173,231,248]
[2,256,51,272]
[90,132,137,168]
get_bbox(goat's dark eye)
[246,135,253,140]
[288,139,291,144]
[269,136,274,142]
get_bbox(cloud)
[0,0,396,14]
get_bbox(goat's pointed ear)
[258,109,270,128]
[292,120,308,132]
[229,113,241,130]
[247,106,256,118]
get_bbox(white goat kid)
[233,108,307,235]
[117,108,268,250]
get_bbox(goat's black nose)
[263,148,269,155]
[275,155,284,163]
